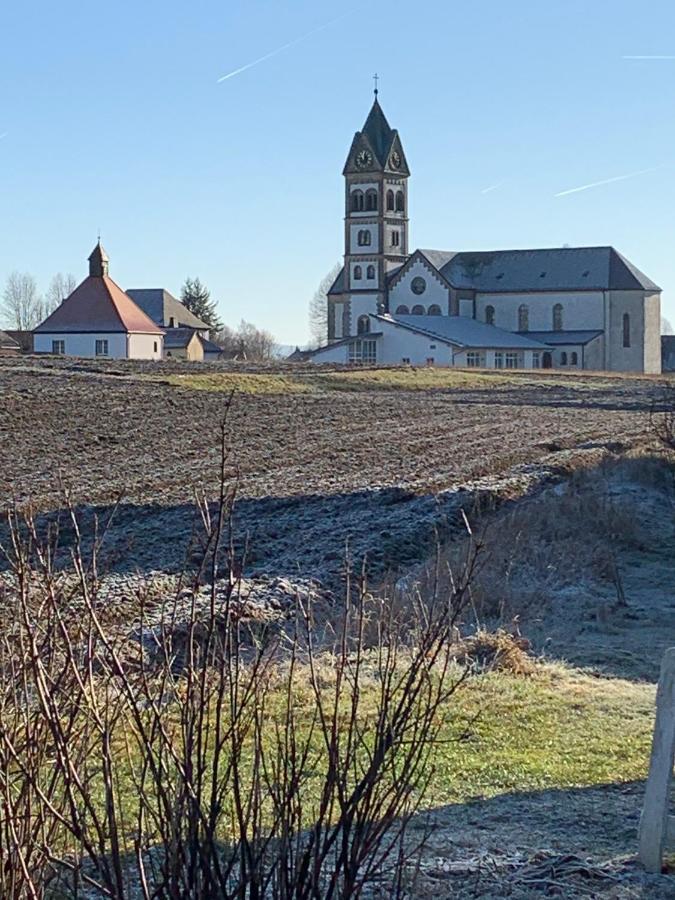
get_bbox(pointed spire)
[88,240,109,277]
[361,97,394,167]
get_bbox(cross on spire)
[373,72,379,96]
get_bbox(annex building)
[309,95,662,372]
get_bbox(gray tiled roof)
[327,267,346,295]
[380,315,551,350]
[126,288,210,330]
[520,330,603,346]
[163,327,199,349]
[417,247,660,293]
[199,335,223,355]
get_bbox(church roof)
[418,246,660,293]
[520,330,603,346]
[378,315,551,350]
[126,288,210,330]
[34,275,165,334]
[361,99,395,167]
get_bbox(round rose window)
[411,276,426,295]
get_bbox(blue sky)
[1,0,674,342]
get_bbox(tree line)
[0,272,77,331]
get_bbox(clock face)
[390,150,401,170]
[355,149,373,169]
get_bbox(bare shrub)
[650,381,675,451]
[0,432,479,898]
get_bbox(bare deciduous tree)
[215,319,278,361]
[45,272,77,310]
[1,272,44,330]
[309,263,341,348]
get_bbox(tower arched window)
[391,231,400,247]
[428,304,442,315]
[623,313,631,347]
[365,189,378,211]
[560,351,568,365]
[357,315,370,335]
[386,190,395,211]
[395,190,404,212]
[367,265,375,280]
[553,303,563,331]
[518,303,529,331]
[357,230,371,247]
[571,351,578,365]
[485,305,495,326]
[351,190,364,212]
[353,265,362,281]
[411,304,425,315]
[395,304,409,315]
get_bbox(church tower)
[330,89,410,339]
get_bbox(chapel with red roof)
[33,243,165,359]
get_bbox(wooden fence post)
[639,647,675,873]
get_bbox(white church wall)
[349,223,379,254]
[583,334,605,370]
[349,294,379,332]
[129,333,163,360]
[333,302,344,339]
[375,319,455,365]
[606,290,649,372]
[644,292,662,374]
[309,342,350,364]
[475,292,604,331]
[34,332,128,358]
[348,182,379,217]
[349,261,379,290]
[388,260,449,314]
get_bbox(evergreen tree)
[180,277,223,331]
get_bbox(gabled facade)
[316,95,662,373]
[33,243,164,360]
[125,288,210,336]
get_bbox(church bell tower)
[341,86,410,321]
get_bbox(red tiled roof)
[34,276,165,334]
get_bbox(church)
[309,94,662,373]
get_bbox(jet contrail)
[623,55,675,59]
[554,165,664,197]
[481,181,504,194]
[217,14,347,83]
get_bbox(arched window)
[351,190,364,211]
[411,304,425,315]
[553,303,563,331]
[571,351,578,365]
[395,190,404,212]
[390,231,400,247]
[395,304,409,315]
[366,265,375,280]
[485,305,495,326]
[365,189,378,211]
[560,351,568,365]
[428,304,442,315]
[353,265,362,280]
[623,313,631,348]
[518,304,529,331]
[386,190,395,211]
[357,230,371,247]
[357,315,370,335]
